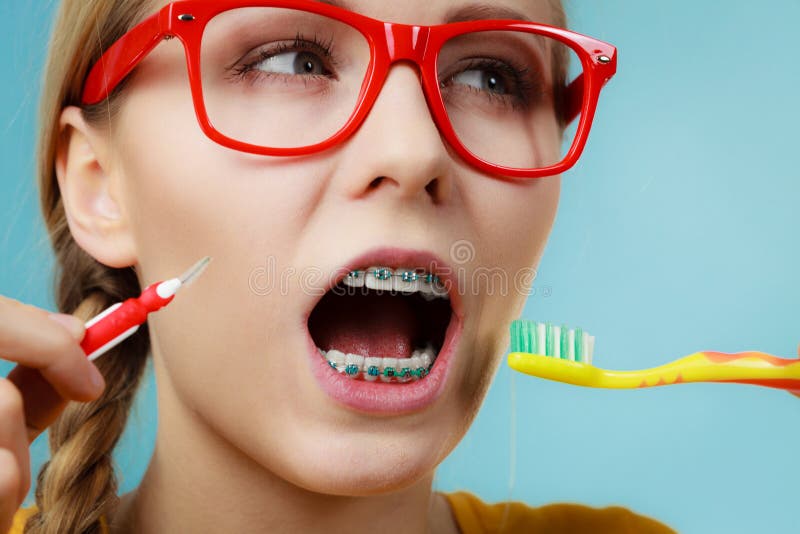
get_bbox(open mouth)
[307,266,453,383]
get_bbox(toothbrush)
[507,319,800,394]
[80,256,212,361]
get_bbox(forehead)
[150,0,557,26]
[321,0,555,25]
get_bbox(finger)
[0,448,23,532]
[5,366,69,444]
[0,295,104,400]
[0,378,31,502]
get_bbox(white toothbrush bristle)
[581,332,588,363]
[553,325,561,358]
[567,329,575,361]
[536,323,546,355]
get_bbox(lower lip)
[304,313,463,415]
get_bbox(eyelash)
[226,34,543,110]
[229,32,337,84]
[442,57,543,110]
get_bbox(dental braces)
[328,360,432,380]
[346,268,441,284]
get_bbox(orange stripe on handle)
[714,378,800,390]
[703,350,799,367]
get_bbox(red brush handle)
[80,280,176,359]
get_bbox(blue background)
[2,2,799,532]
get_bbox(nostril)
[366,176,442,199]
[425,178,438,197]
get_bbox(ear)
[56,106,137,268]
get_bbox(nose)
[331,63,453,204]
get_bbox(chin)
[292,451,438,497]
[261,425,447,497]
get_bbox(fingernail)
[87,364,106,394]
[48,313,85,341]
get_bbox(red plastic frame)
[82,0,617,178]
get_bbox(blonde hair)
[27,1,566,532]
[26,2,154,532]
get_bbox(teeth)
[343,270,365,288]
[380,357,398,383]
[396,361,413,383]
[364,266,394,291]
[345,353,365,377]
[341,266,449,300]
[430,277,448,299]
[364,357,381,381]
[418,281,433,299]
[418,273,448,301]
[420,352,432,369]
[392,266,418,294]
[327,349,346,373]
[317,345,438,383]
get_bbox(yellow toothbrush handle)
[508,351,800,392]
[507,353,606,386]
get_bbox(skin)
[51,0,562,532]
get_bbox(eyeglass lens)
[200,7,582,170]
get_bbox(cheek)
[496,176,560,266]
[111,43,328,278]
[456,175,560,392]
[456,173,560,302]
[110,82,338,427]
[112,74,331,278]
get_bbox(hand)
[0,295,105,532]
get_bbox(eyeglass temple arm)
[82,11,165,105]
[563,56,616,125]
[562,74,584,125]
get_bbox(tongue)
[309,291,419,358]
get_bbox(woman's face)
[92,0,560,494]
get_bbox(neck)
[109,366,459,534]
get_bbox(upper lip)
[303,245,464,322]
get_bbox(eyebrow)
[316,0,352,9]
[443,3,533,23]
[315,0,534,23]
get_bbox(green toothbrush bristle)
[510,320,522,352]
[509,320,594,363]
[545,322,553,356]
[518,322,531,352]
[527,320,536,353]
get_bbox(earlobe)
[56,106,137,269]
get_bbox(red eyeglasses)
[82,0,617,178]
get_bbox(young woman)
[1,0,674,532]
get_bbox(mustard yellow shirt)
[443,491,676,533]
[9,491,675,533]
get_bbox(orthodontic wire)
[323,268,445,380]
[345,268,441,285]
